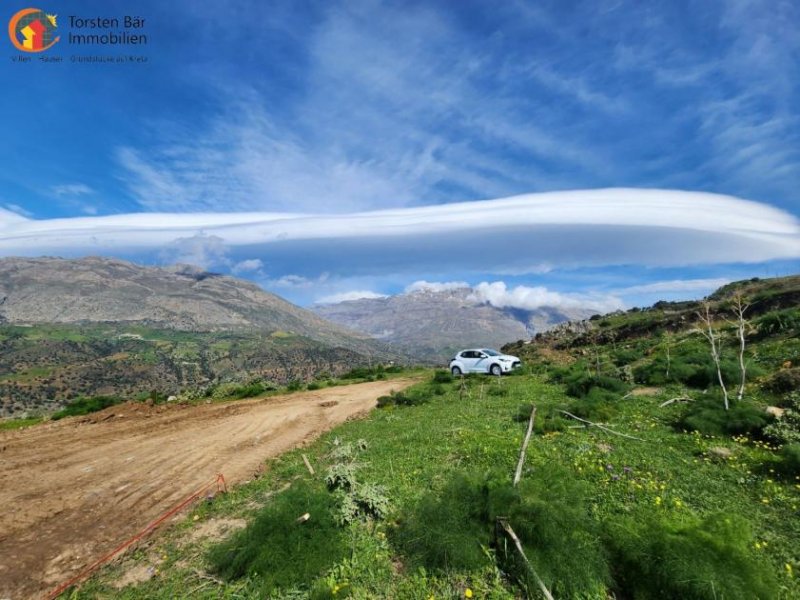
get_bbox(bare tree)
[662,331,673,381]
[727,294,750,402]
[697,303,729,410]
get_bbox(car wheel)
[451,366,462,376]
[490,364,502,376]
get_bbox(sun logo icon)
[8,8,60,52]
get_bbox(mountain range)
[0,257,396,416]
[314,287,593,360]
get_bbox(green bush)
[611,348,640,366]
[52,395,122,420]
[569,387,620,422]
[679,399,773,438]
[764,392,800,444]
[342,364,401,380]
[777,443,800,477]
[393,471,491,571]
[208,481,347,595]
[634,346,760,390]
[286,380,304,392]
[376,390,428,408]
[550,363,629,398]
[755,308,800,336]
[394,467,609,597]
[604,512,778,599]
[306,381,322,391]
[764,368,800,394]
[431,370,454,384]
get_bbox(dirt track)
[0,379,417,599]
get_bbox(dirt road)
[0,378,417,599]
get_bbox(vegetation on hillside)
[0,324,395,417]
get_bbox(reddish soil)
[0,379,417,599]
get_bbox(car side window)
[463,351,476,358]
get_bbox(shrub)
[306,381,322,391]
[604,512,778,599]
[52,395,122,420]
[763,392,800,444]
[634,345,761,390]
[764,368,800,394]
[569,387,620,422]
[755,308,800,336]
[208,481,347,594]
[777,443,800,477]
[393,471,491,571]
[286,380,304,392]
[431,370,454,384]
[376,391,428,408]
[551,363,629,398]
[679,399,773,437]
[394,467,609,597]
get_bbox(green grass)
[51,395,123,420]
[70,372,800,599]
[0,416,44,430]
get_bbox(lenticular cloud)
[1,189,798,275]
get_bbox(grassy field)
[66,369,799,599]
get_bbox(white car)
[449,348,521,376]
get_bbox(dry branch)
[557,410,645,441]
[659,396,691,408]
[513,405,537,487]
[497,517,555,600]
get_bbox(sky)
[1,0,799,311]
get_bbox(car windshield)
[482,349,501,356]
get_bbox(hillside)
[0,257,376,347]
[504,274,800,372]
[0,257,400,416]
[314,287,593,360]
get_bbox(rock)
[766,406,785,419]
[708,446,733,461]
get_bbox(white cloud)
[231,258,264,274]
[267,273,330,288]
[469,281,624,313]
[316,290,388,304]
[51,183,94,197]
[0,190,798,278]
[3,204,32,218]
[619,278,732,295]
[159,234,230,270]
[0,206,29,224]
[404,280,470,294]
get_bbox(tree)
[727,294,750,402]
[697,303,729,410]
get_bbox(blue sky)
[1,0,799,310]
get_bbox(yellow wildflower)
[465,589,473,598]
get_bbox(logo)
[8,8,59,52]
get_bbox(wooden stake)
[497,518,555,600]
[513,405,536,487]
[302,453,315,475]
